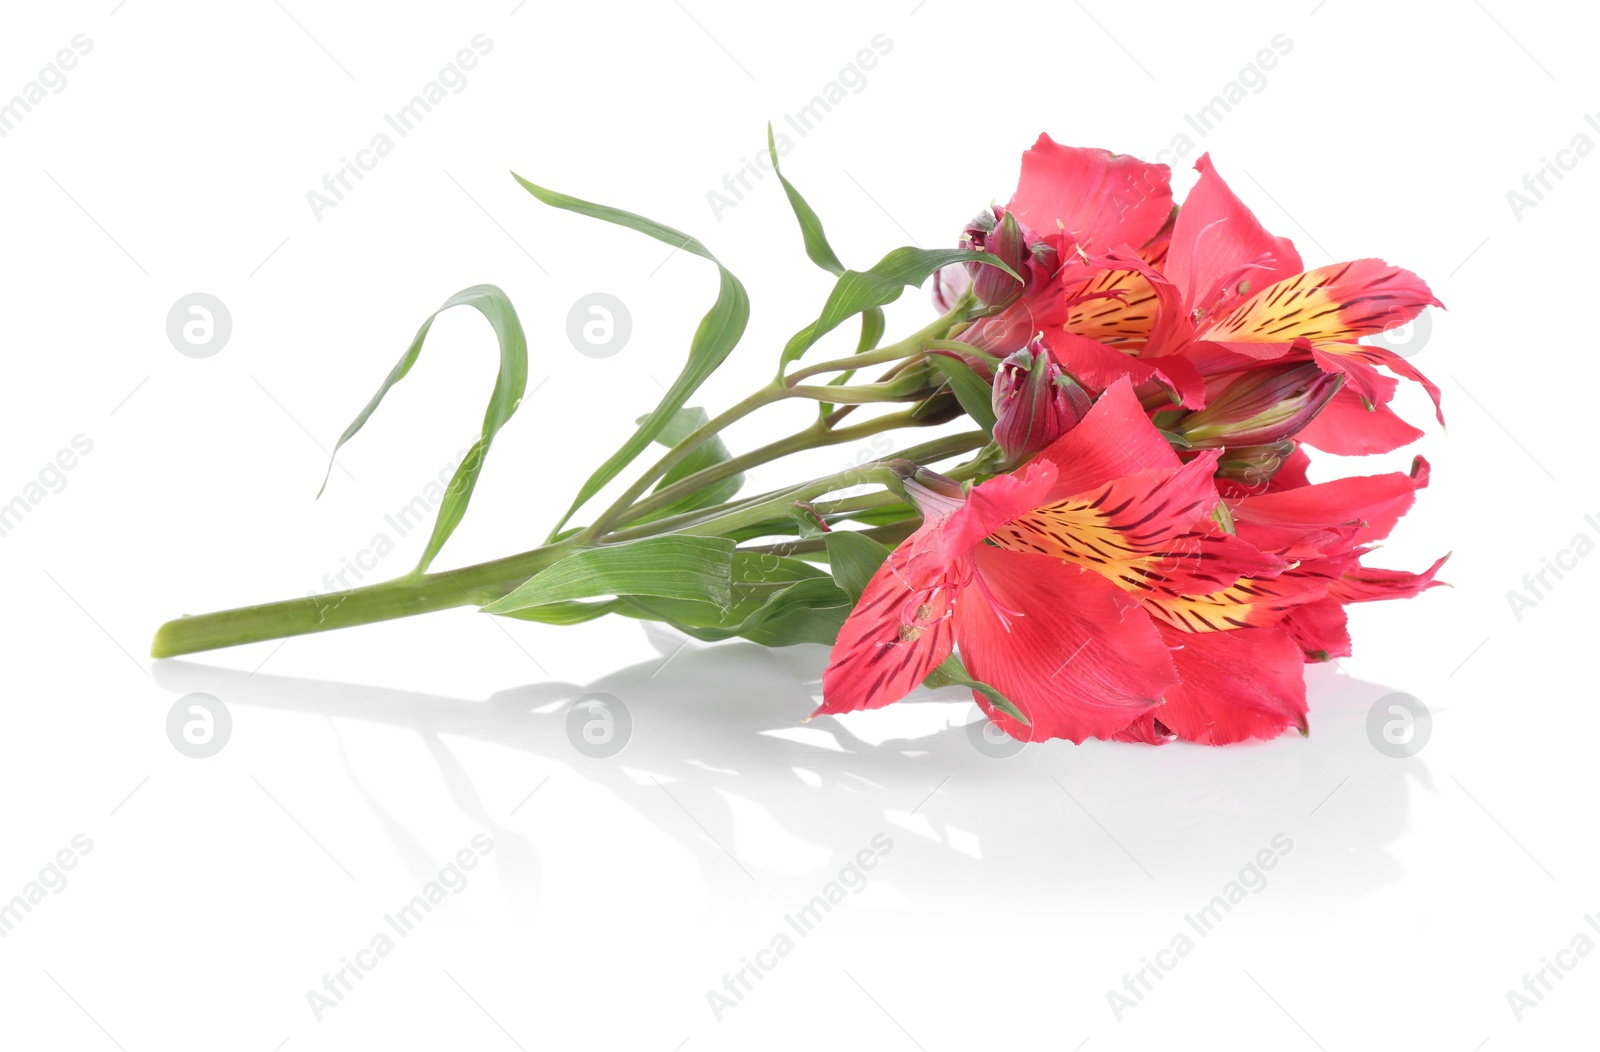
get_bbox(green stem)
[784,304,965,384]
[151,539,577,658]
[604,429,984,544]
[150,431,987,657]
[613,409,925,531]
[575,382,793,543]
[744,521,918,557]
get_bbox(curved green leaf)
[768,123,846,277]
[765,125,888,413]
[319,283,527,575]
[513,174,750,539]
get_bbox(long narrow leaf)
[319,283,527,575]
[513,175,750,538]
[765,124,886,412]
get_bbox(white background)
[0,0,1593,1048]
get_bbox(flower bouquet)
[152,131,1446,745]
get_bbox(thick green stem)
[150,540,577,658]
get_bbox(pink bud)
[991,340,1091,463]
[971,209,1029,308]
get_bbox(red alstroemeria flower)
[1038,155,1444,454]
[818,379,1308,744]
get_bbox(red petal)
[1042,328,1208,409]
[818,554,959,716]
[1165,154,1303,319]
[1204,259,1442,355]
[1157,624,1309,745]
[1111,713,1174,745]
[1330,555,1450,602]
[1233,456,1430,547]
[1032,377,1183,496]
[1007,134,1173,253]
[1295,384,1425,456]
[956,546,1175,744]
[1282,598,1352,661]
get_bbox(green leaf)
[928,352,997,433]
[628,406,744,523]
[513,174,750,538]
[736,577,854,647]
[779,247,1017,370]
[768,123,846,277]
[853,305,887,356]
[823,531,891,602]
[618,553,845,644]
[491,598,620,625]
[319,284,527,575]
[481,536,736,614]
[763,126,887,415]
[925,654,1032,727]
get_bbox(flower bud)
[1175,364,1342,448]
[991,341,1092,463]
[971,208,1029,308]
[934,207,1056,316]
[1213,440,1297,491]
